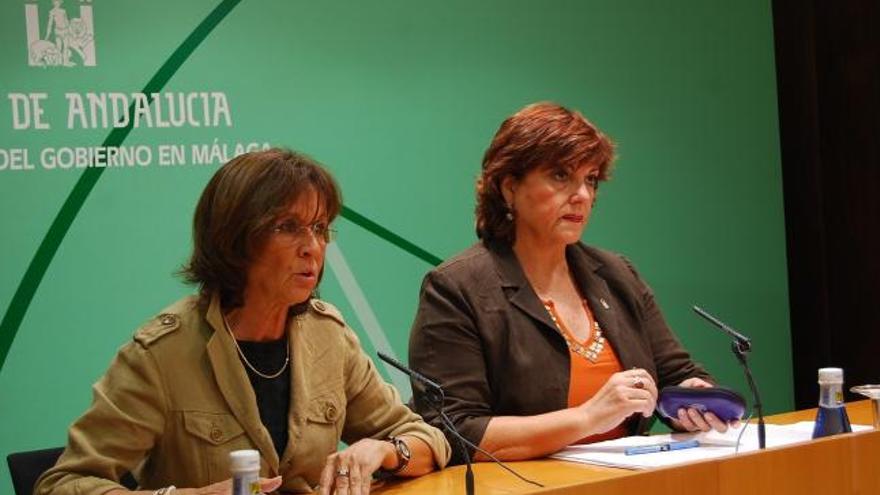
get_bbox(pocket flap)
[184,411,246,445]
[307,394,343,424]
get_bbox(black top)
[237,338,291,458]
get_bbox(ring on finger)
[336,467,350,477]
[632,376,645,389]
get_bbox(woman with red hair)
[409,102,731,464]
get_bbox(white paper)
[550,422,872,470]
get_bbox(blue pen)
[624,439,700,456]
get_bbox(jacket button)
[313,301,326,311]
[325,403,337,421]
[210,428,223,442]
[159,314,176,326]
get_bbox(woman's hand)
[578,368,658,435]
[318,438,396,495]
[672,377,739,433]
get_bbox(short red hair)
[475,102,616,246]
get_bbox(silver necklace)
[221,312,290,379]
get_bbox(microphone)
[376,352,544,493]
[377,351,445,408]
[692,306,766,449]
[693,306,752,351]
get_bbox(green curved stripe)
[0,0,244,371]
[341,206,443,267]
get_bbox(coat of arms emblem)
[25,0,96,67]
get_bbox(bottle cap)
[229,449,260,472]
[818,367,844,384]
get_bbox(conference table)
[374,401,879,494]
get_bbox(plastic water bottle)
[811,367,852,438]
[230,450,261,495]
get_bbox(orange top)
[543,299,629,444]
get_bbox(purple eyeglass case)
[657,386,746,423]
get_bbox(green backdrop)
[1,0,789,492]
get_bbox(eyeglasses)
[271,220,336,244]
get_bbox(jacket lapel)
[204,295,281,472]
[491,245,561,338]
[567,246,650,434]
[567,245,639,370]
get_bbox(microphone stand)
[377,352,544,494]
[439,410,475,495]
[377,352,474,495]
[693,306,766,449]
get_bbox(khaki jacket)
[36,295,449,494]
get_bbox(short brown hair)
[181,148,341,308]
[475,102,616,246]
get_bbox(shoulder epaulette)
[134,312,182,346]
[309,299,346,327]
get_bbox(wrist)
[380,441,398,470]
[574,401,598,438]
[379,436,412,475]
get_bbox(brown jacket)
[408,242,710,464]
[36,295,449,494]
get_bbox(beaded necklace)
[542,299,606,363]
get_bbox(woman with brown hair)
[409,102,731,464]
[37,148,449,495]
